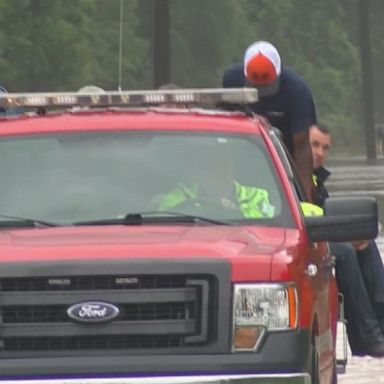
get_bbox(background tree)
[169,0,254,87]
[0,0,382,153]
[370,0,384,126]
[0,0,95,91]
[87,0,148,90]
[0,0,148,91]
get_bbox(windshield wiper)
[73,211,231,226]
[0,214,59,228]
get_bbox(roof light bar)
[0,88,258,109]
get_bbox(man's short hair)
[313,122,331,135]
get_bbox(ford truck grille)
[3,302,196,323]
[0,260,231,357]
[1,275,187,291]
[4,335,185,351]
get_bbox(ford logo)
[67,301,119,323]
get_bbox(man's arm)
[289,77,317,201]
[293,130,314,201]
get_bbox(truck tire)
[310,337,320,384]
[331,357,338,384]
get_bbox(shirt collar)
[314,166,331,184]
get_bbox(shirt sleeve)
[222,64,245,88]
[288,81,317,135]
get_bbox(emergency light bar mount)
[0,88,258,109]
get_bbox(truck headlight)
[232,284,298,351]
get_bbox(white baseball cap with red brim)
[244,41,281,97]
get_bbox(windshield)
[0,130,293,226]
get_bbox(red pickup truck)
[0,89,377,384]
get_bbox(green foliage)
[0,0,380,155]
[0,0,96,90]
[84,0,149,90]
[170,0,254,87]
[0,0,148,91]
[370,0,384,125]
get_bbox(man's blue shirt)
[222,63,317,156]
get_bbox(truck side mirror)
[305,196,378,242]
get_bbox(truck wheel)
[310,340,337,384]
[331,357,338,384]
[310,337,320,384]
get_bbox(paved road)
[336,235,384,383]
[339,356,384,383]
[336,233,384,383]
[326,163,384,198]
[328,163,384,382]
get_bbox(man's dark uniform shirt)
[222,63,317,157]
[312,166,331,207]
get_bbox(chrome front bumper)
[0,373,311,384]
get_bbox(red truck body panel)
[0,107,339,383]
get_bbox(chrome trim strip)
[0,373,311,384]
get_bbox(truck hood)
[0,225,294,281]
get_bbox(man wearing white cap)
[222,40,316,201]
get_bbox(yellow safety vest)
[159,181,275,219]
[300,201,323,217]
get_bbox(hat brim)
[247,77,280,98]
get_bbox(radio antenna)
[118,0,124,91]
